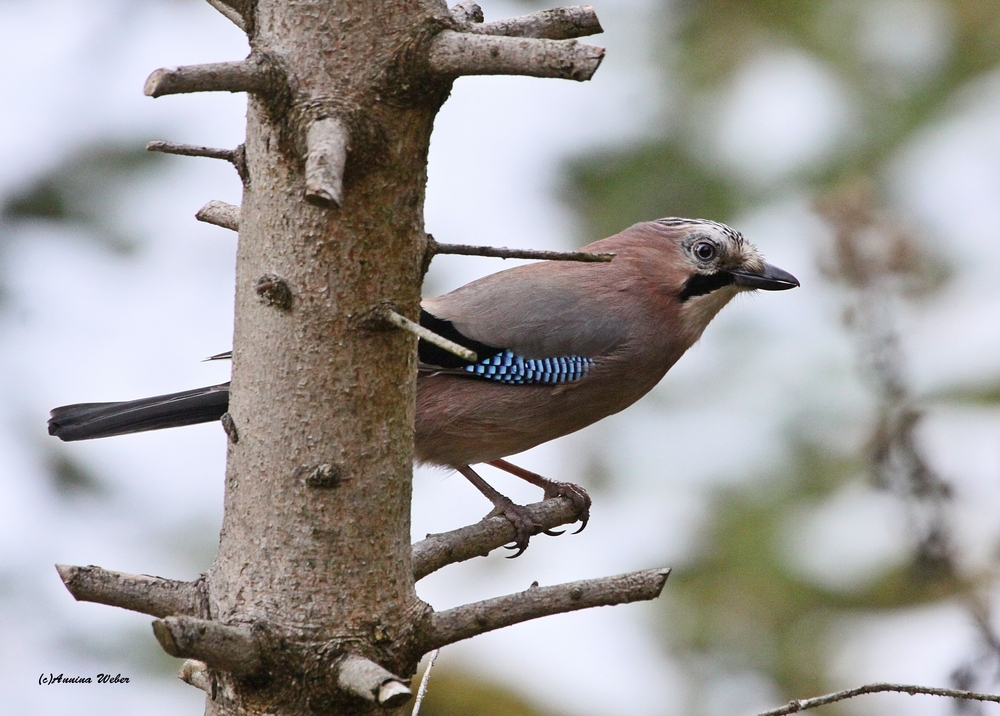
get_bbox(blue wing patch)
[462,350,593,385]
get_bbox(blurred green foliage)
[1,142,165,254]
[564,0,1000,712]
[567,0,1000,229]
[664,441,968,709]
[415,670,563,716]
[44,449,108,499]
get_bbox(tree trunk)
[208,2,444,713]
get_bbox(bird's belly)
[414,369,651,467]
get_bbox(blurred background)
[2,0,1000,714]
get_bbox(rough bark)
[201,3,449,713]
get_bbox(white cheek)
[679,287,740,338]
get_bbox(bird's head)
[609,217,799,340]
[656,217,799,299]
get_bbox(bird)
[48,218,798,554]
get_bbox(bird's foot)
[458,464,542,557]
[540,480,591,534]
[487,459,591,534]
[485,496,541,558]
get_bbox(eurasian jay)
[48,218,798,553]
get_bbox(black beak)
[730,262,800,291]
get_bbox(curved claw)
[543,528,566,537]
[543,480,592,534]
[505,543,529,559]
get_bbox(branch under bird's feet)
[457,462,591,557]
[489,458,590,534]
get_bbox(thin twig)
[204,0,246,31]
[428,32,604,82]
[755,682,1000,715]
[379,307,477,363]
[411,496,582,581]
[56,564,208,618]
[411,649,440,716]
[146,140,238,162]
[147,141,248,182]
[429,237,613,263]
[423,568,670,650]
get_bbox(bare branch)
[428,31,604,81]
[449,2,483,25]
[304,117,350,208]
[196,200,240,232]
[147,140,248,182]
[144,59,271,98]
[147,140,237,162]
[429,236,614,263]
[412,496,582,581]
[476,6,603,40]
[205,0,246,31]
[376,306,477,363]
[423,568,670,650]
[56,564,207,618]
[336,654,412,708]
[152,615,260,675]
[756,683,1000,715]
[177,660,212,693]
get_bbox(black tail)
[48,383,231,441]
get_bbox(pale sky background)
[2,1,1000,715]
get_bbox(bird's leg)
[457,465,541,557]
[488,458,591,534]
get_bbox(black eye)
[694,242,717,261]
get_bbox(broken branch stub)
[337,654,413,709]
[476,6,603,40]
[428,32,605,81]
[144,58,272,98]
[56,564,207,618]
[152,615,261,675]
[304,117,351,208]
[178,659,212,693]
[196,200,240,232]
[449,1,484,25]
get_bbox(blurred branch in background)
[816,177,1000,711]
[1,142,165,256]
[817,178,954,575]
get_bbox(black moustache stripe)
[679,271,734,302]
